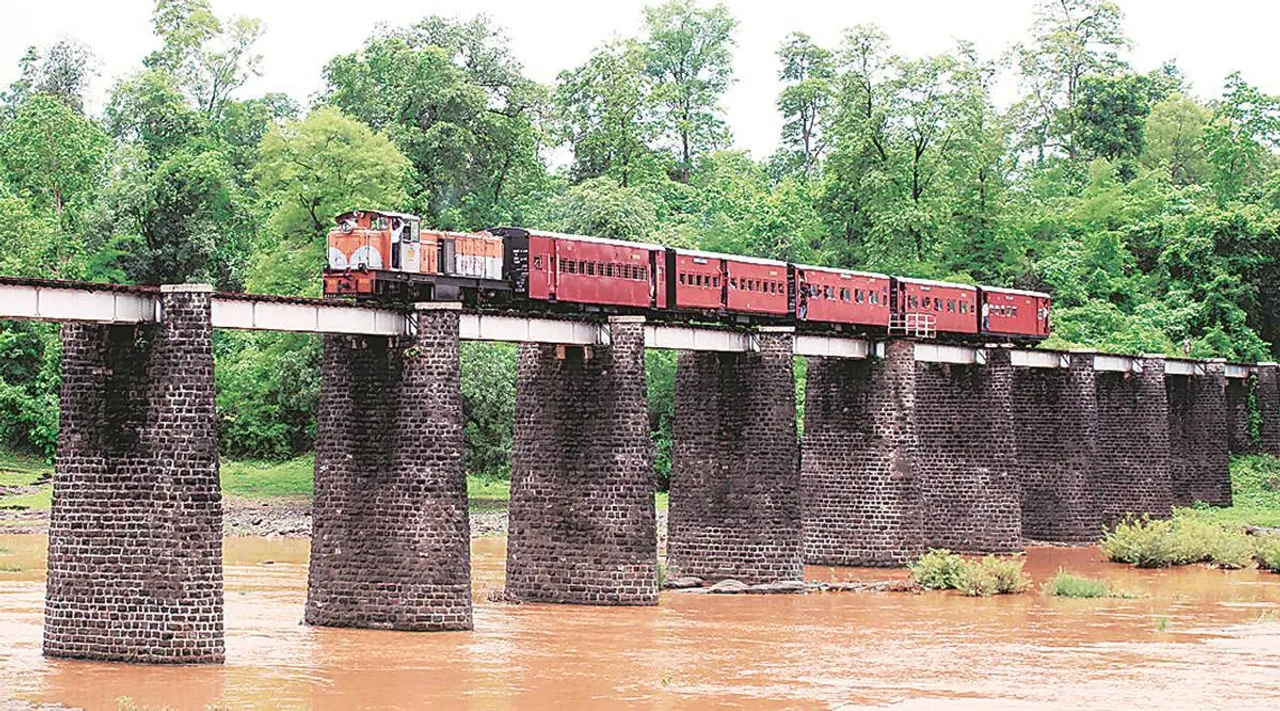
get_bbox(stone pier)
[44,285,223,664]
[1225,375,1256,455]
[1257,363,1280,456]
[1009,354,1100,542]
[800,340,922,566]
[1093,357,1172,524]
[1167,361,1231,507]
[306,303,472,631]
[666,329,803,584]
[505,316,657,604]
[914,348,1022,553]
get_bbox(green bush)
[1203,527,1255,569]
[1043,570,1112,598]
[909,549,968,590]
[1256,536,1280,573]
[910,551,1028,597]
[1101,516,1178,568]
[1103,515,1261,569]
[981,556,1031,594]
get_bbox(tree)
[642,0,737,183]
[0,94,109,221]
[2,40,97,116]
[323,16,545,226]
[255,107,411,239]
[145,0,264,121]
[545,176,658,241]
[1141,93,1212,186]
[1074,72,1152,168]
[248,107,410,297]
[776,32,834,175]
[1203,73,1280,203]
[821,28,992,270]
[1011,0,1130,162]
[555,40,658,187]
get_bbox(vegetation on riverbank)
[1102,513,1277,570]
[909,549,1030,597]
[1042,570,1137,598]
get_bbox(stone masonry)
[1093,357,1172,524]
[801,340,923,567]
[1009,354,1100,543]
[45,285,224,664]
[666,330,803,584]
[914,348,1022,553]
[306,304,472,631]
[1257,363,1280,456]
[1166,362,1231,507]
[505,317,657,604]
[1225,375,1256,455]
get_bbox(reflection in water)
[2,535,1279,709]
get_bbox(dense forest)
[0,0,1278,482]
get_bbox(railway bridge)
[0,277,1267,664]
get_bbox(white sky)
[2,0,1279,159]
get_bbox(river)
[1,535,1279,710]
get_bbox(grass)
[1177,455,1280,528]
[1042,569,1138,598]
[220,455,315,498]
[909,549,1030,597]
[0,450,50,487]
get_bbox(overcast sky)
[3,0,1278,159]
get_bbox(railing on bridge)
[888,312,936,339]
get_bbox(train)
[323,209,1051,342]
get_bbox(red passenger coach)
[724,255,789,316]
[894,278,979,335]
[796,266,891,328]
[667,249,790,317]
[980,286,1051,340]
[489,228,666,310]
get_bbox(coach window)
[935,299,942,311]
[870,291,879,305]
[922,297,931,309]
[908,295,918,309]
[947,300,956,312]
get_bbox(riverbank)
[3,451,1278,544]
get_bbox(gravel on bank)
[2,497,671,546]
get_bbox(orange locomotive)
[324,210,506,301]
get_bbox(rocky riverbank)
[1,496,672,547]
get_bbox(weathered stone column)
[506,316,657,604]
[915,347,1022,553]
[1257,363,1280,456]
[801,339,922,567]
[1225,374,1256,455]
[307,303,472,631]
[45,284,223,664]
[1167,361,1231,507]
[666,328,802,584]
[1010,352,1100,543]
[1094,356,1172,524]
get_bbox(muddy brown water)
[1,536,1279,710]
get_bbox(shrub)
[1103,516,1261,569]
[1101,516,1177,568]
[1256,536,1280,573]
[910,551,1028,597]
[980,556,1031,594]
[1204,527,1255,569]
[1043,570,1111,598]
[909,549,967,590]
[959,564,998,597]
